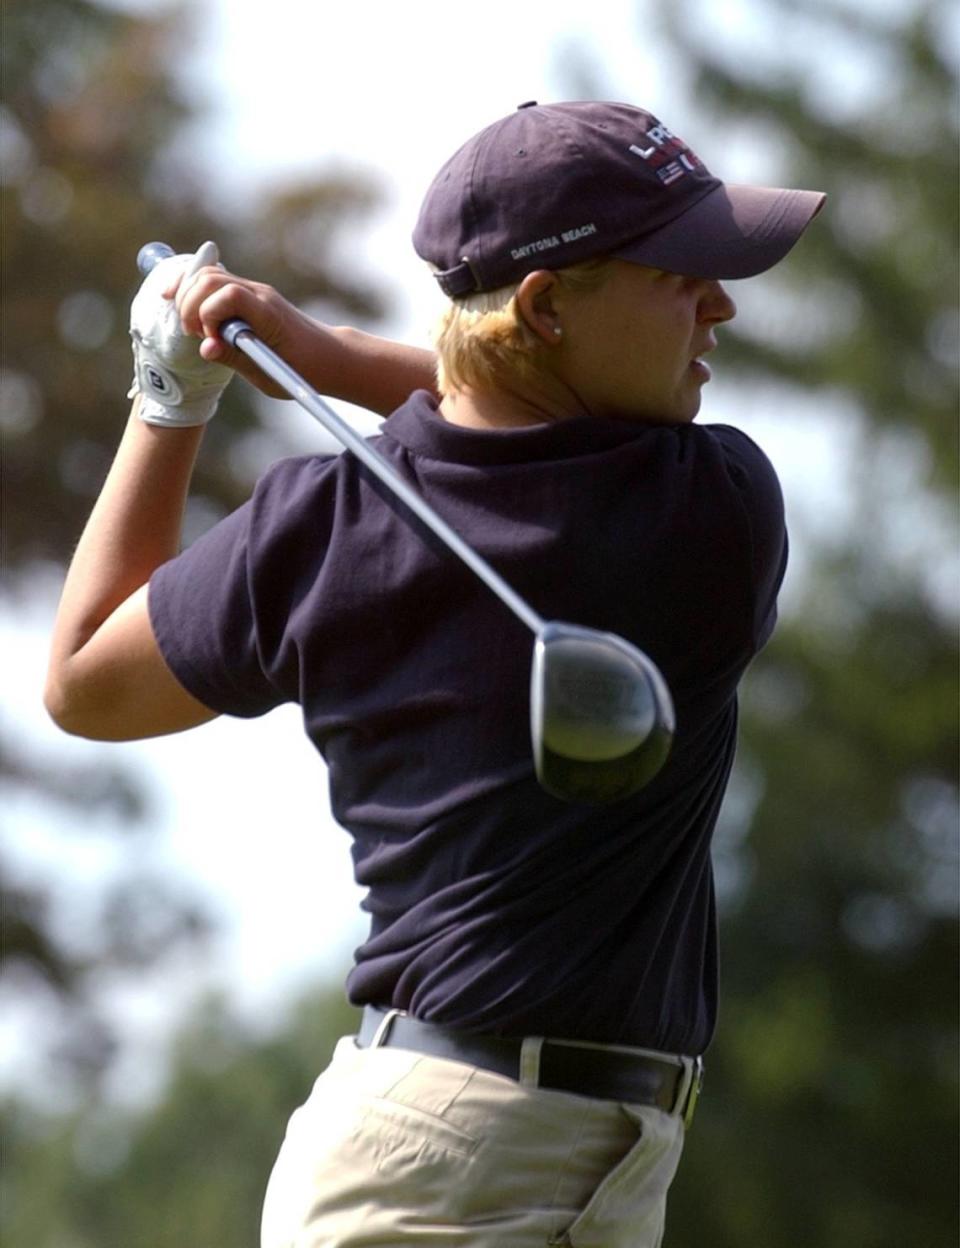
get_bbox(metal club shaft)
[136,242,676,802]
[221,318,545,636]
[135,241,543,637]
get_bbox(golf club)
[137,242,675,802]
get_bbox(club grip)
[137,241,176,275]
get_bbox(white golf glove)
[129,240,234,428]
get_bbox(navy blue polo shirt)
[149,389,786,1055]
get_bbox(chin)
[679,391,704,422]
[608,391,701,424]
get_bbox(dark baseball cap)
[414,100,826,297]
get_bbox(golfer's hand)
[129,241,235,427]
[173,265,439,416]
[171,266,320,400]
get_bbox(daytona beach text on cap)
[414,100,826,297]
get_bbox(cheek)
[569,318,624,378]
[564,296,689,398]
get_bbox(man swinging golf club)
[46,100,824,1246]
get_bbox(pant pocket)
[355,1093,480,1175]
[551,1106,684,1248]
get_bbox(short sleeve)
[148,497,286,717]
[148,454,336,718]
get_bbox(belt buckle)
[681,1056,704,1129]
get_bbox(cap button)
[517,100,538,109]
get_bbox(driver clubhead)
[530,621,675,804]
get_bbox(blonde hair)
[432,257,615,394]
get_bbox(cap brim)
[613,183,826,280]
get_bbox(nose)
[698,280,737,325]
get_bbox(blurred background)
[2,0,958,1243]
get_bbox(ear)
[515,270,563,346]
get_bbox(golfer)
[46,101,825,1247]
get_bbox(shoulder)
[697,423,785,530]
[245,451,345,539]
[251,451,342,501]
[154,452,345,596]
[701,424,782,492]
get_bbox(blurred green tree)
[4,1,958,1245]
[650,1,959,1244]
[2,0,384,574]
[1,0,385,1086]
[2,986,360,1248]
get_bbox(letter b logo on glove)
[134,337,185,406]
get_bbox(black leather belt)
[357,1006,703,1128]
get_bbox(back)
[149,390,787,1054]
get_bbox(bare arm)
[44,398,218,739]
[324,325,438,416]
[46,258,437,741]
[172,268,438,417]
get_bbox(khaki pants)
[261,1036,687,1248]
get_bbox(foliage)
[656,2,959,1244]
[3,0,957,1244]
[2,0,384,575]
[2,987,360,1248]
[2,0,385,1087]
[664,0,958,486]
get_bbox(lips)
[689,340,716,380]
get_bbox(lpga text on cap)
[511,223,598,261]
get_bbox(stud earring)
[553,326,563,337]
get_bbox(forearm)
[47,397,202,681]
[228,309,437,416]
[172,263,439,416]
[325,326,438,415]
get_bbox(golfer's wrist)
[126,397,207,463]
[136,392,222,428]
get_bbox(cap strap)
[433,257,480,298]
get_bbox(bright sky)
[4,0,911,1105]
[190,0,677,352]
